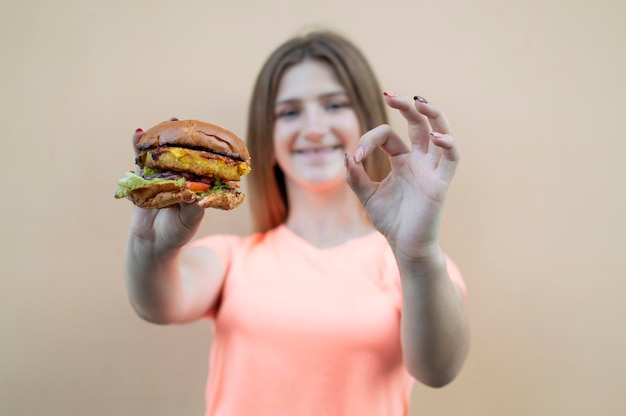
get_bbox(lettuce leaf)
[211,178,230,194]
[115,171,235,200]
[114,171,185,199]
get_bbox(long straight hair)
[246,31,391,233]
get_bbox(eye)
[275,106,300,119]
[325,101,350,112]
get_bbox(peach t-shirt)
[192,225,465,416]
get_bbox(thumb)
[345,153,377,206]
[178,202,205,231]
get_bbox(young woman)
[125,30,469,416]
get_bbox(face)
[273,59,361,192]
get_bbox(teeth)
[295,145,342,154]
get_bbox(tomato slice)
[186,181,210,192]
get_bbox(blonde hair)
[247,31,391,233]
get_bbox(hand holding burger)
[115,119,251,210]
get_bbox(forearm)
[396,249,469,387]
[125,233,187,324]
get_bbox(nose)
[302,105,328,142]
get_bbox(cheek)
[273,121,294,146]
[338,115,362,151]
[272,123,293,165]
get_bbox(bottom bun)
[197,190,245,210]
[127,182,196,209]
[126,181,244,210]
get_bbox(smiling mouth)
[293,145,343,154]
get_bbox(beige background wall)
[2,0,625,415]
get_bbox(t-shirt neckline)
[275,224,380,253]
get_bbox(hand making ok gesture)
[346,93,460,262]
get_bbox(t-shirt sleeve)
[190,234,240,265]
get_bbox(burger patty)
[138,147,251,181]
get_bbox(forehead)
[275,59,345,101]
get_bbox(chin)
[296,174,348,193]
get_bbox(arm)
[125,221,226,325]
[125,129,225,325]
[394,251,469,387]
[346,93,469,386]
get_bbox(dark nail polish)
[135,128,143,133]
[414,96,428,103]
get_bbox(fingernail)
[170,117,179,121]
[383,91,397,97]
[135,128,143,133]
[414,96,428,103]
[354,146,364,163]
[431,131,443,138]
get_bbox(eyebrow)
[274,91,348,106]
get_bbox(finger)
[430,132,460,181]
[132,128,144,156]
[345,153,378,207]
[354,124,409,164]
[178,202,205,231]
[414,99,452,135]
[133,128,143,152]
[383,92,431,152]
[132,128,145,174]
[129,204,158,239]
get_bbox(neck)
[284,181,374,248]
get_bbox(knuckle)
[378,124,393,134]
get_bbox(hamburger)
[115,119,251,210]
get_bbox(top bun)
[136,119,250,162]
